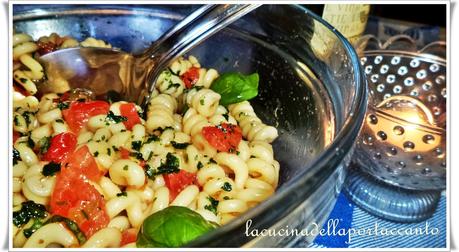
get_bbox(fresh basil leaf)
[210,72,259,106]
[136,206,218,248]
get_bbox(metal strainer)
[344,35,447,222]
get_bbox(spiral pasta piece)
[23,223,78,248]
[229,101,278,143]
[146,94,177,132]
[184,88,221,117]
[182,108,211,136]
[156,69,185,97]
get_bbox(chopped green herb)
[150,153,180,176]
[144,164,155,179]
[204,196,219,215]
[221,182,232,192]
[167,82,181,90]
[123,165,129,171]
[200,98,205,105]
[13,115,20,126]
[93,151,99,157]
[181,104,189,116]
[105,111,127,123]
[38,136,51,154]
[117,191,127,197]
[22,111,33,127]
[55,119,64,123]
[131,140,142,151]
[145,135,160,143]
[13,148,21,165]
[156,126,174,133]
[197,161,203,170]
[42,162,61,176]
[223,196,230,200]
[167,67,179,76]
[107,148,111,156]
[189,86,204,92]
[27,137,35,149]
[222,113,229,121]
[129,152,144,160]
[146,152,153,161]
[209,158,217,164]
[57,101,69,110]
[19,77,28,83]
[171,141,190,149]
[23,218,44,238]
[112,146,119,152]
[13,201,47,227]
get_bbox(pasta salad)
[12,32,279,248]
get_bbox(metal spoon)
[38,4,259,108]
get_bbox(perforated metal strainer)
[344,35,447,222]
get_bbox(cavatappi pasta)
[12,32,279,248]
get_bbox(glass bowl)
[12,4,367,247]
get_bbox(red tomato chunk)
[181,67,200,89]
[202,123,242,153]
[42,132,77,163]
[62,101,110,133]
[164,170,197,201]
[50,161,109,238]
[119,103,141,130]
[120,228,138,246]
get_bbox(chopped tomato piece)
[59,91,71,102]
[13,131,20,144]
[64,145,104,181]
[119,103,141,130]
[120,228,138,246]
[13,81,30,97]
[42,132,77,163]
[202,123,242,152]
[37,40,59,55]
[163,170,197,201]
[181,67,200,88]
[62,101,110,133]
[119,147,130,159]
[50,164,109,238]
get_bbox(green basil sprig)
[210,72,259,106]
[136,206,218,248]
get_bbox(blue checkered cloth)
[293,192,446,248]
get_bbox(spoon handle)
[139,4,260,106]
